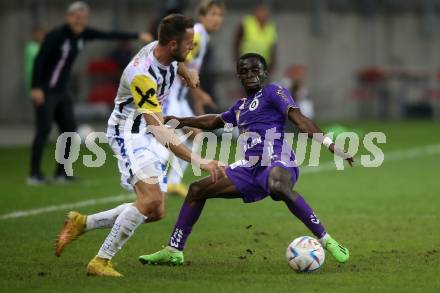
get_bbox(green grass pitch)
[0,121,439,292]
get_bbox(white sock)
[168,140,198,185]
[166,246,179,253]
[97,205,146,259]
[319,233,330,245]
[85,203,132,232]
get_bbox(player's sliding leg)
[139,175,240,265]
[87,180,165,277]
[268,167,349,263]
[284,193,350,263]
[54,203,131,257]
[138,201,204,266]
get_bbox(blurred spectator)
[28,1,152,185]
[234,3,277,73]
[24,25,46,94]
[281,65,314,119]
[198,45,217,113]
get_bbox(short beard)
[170,46,185,62]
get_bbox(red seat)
[86,59,120,106]
[87,59,119,75]
[87,83,118,105]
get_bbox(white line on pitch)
[0,194,134,220]
[1,144,439,220]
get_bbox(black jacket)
[32,24,138,93]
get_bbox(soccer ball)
[286,236,325,272]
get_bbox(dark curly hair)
[238,53,268,70]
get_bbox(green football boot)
[139,247,184,266]
[321,236,349,263]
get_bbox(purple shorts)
[225,160,299,203]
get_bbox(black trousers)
[30,91,77,176]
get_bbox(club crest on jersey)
[249,98,259,111]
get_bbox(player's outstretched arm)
[143,111,225,181]
[164,114,224,131]
[287,108,354,166]
[84,27,151,42]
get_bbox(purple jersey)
[221,83,299,163]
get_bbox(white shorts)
[107,125,169,192]
[164,79,194,117]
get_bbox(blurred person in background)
[165,0,225,197]
[24,25,46,94]
[281,65,314,119]
[234,2,277,74]
[28,1,153,185]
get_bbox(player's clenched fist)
[182,69,200,88]
[328,143,355,167]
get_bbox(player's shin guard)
[85,203,132,231]
[285,195,326,239]
[97,205,146,259]
[168,201,205,251]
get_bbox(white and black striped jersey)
[108,41,178,134]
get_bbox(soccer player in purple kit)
[139,53,353,265]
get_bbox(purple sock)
[286,195,326,239]
[168,201,205,251]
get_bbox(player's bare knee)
[269,179,286,197]
[135,204,150,218]
[187,181,204,201]
[145,198,165,220]
[290,191,300,201]
[135,195,164,220]
[188,181,201,194]
[152,203,165,220]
